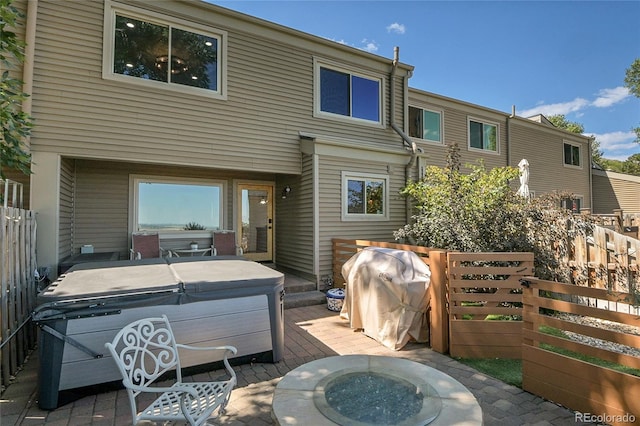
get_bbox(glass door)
[237,184,273,262]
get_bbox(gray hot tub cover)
[340,247,431,350]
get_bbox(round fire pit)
[272,355,482,426]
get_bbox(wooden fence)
[332,239,449,353]
[0,207,38,392]
[592,209,640,238]
[569,223,639,299]
[448,252,534,359]
[521,277,640,425]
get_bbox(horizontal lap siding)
[31,1,403,176]
[274,156,314,276]
[592,172,640,214]
[510,120,591,204]
[58,158,75,259]
[317,155,407,279]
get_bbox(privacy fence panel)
[521,277,640,425]
[447,252,534,359]
[1,207,38,392]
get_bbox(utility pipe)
[389,46,418,224]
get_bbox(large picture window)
[563,142,581,168]
[468,118,498,153]
[315,61,382,125]
[409,106,442,143]
[132,177,224,232]
[105,6,225,97]
[342,172,389,221]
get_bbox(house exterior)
[592,170,640,214]
[12,0,595,286]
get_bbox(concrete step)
[284,290,328,309]
[283,274,317,294]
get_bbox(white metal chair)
[104,315,237,426]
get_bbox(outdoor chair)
[104,315,237,426]
[212,230,243,256]
[130,232,169,260]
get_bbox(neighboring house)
[13,0,595,286]
[592,170,640,214]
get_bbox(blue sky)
[213,0,640,161]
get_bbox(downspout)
[588,136,593,213]
[22,0,37,120]
[506,105,515,167]
[390,47,418,224]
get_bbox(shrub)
[394,143,592,281]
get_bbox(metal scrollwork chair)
[105,315,237,426]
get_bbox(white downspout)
[389,47,418,224]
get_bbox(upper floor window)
[409,106,442,143]
[315,60,383,125]
[468,118,498,153]
[105,6,226,98]
[563,142,581,168]
[131,176,225,232]
[342,172,389,221]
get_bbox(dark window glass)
[320,67,350,116]
[409,106,422,138]
[113,14,219,92]
[469,121,483,149]
[352,76,379,121]
[347,179,365,214]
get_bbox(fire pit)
[272,355,482,425]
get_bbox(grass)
[455,324,640,388]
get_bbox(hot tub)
[33,257,284,410]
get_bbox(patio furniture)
[33,257,284,410]
[212,230,243,256]
[105,315,237,426]
[130,232,169,259]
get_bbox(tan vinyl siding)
[58,158,74,259]
[509,118,591,206]
[68,158,276,259]
[316,155,407,279]
[274,157,314,277]
[592,170,640,214]
[30,0,410,176]
[408,90,507,171]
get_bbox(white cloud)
[360,39,378,53]
[519,98,590,118]
[589,130,637,152]
[591,86,630,108]
[519,86,631,118]
[386,22,406,34]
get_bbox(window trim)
[103,2,228,99]
[341,172,389,221]
[562,140,583,169]
[313,58,385,127]
[467,116,500,154]
[129,175,226,237]
[408,105,444,144]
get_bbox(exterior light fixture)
[281,186,291,199]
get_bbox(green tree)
[624,58,640,143]
[0,0,33,179]
[622,153,640,175]
[548,114,605,166]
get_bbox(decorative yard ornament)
[517,158,530,199]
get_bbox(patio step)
[284,290,328,309]
[283,273,327,309]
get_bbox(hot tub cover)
[340,247,431,350]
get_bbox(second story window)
[409,106,442,143]
[468,118,498,153]
[315,61,382,125]
[563,142,581,167]
[105,7,226,98]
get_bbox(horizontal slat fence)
[447,252,534,359]
[522,277,640,425]
[332,239,449,353]
[1,207,38,392]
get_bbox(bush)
[394,143,593,281]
